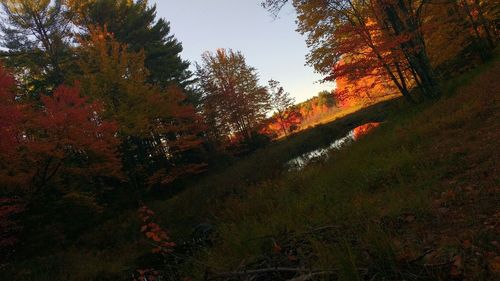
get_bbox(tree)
[75,27,205,187]
[25,85,122,193]
[196,49,270,147]
[0,0,74,98]
[0,64,121,193]
[72,0,193,89]
[268,79,297,136]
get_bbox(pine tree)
[0,0,74,98]
[73,0,192,89]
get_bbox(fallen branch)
[207,266,368,280]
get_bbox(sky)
[150,0,334,103]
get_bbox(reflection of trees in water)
[287,123,381,171]
[353,122,381,140]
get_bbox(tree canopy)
[196,48,270,146]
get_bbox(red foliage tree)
[25,85,122,192]
[1,64,121,192]
[267,109,303,137]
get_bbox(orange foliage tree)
[76,27,205,186]
[264,0,444,105]
[267,79,301,136]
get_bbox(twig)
[408,248,435,264]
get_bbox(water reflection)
[286,122,380,171]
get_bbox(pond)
[286,122,381,171]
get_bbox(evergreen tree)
[74,0,192,89]
[0,0,74,98]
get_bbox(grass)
[169,57,499,280]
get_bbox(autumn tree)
[428,0,497,66]
[196,49,270,147]
[26,85,122,193]
[262,0,442,102]
[268,79,298,136]
[76,27,205,187]
[0,0,75,97]
[0,63,121,193]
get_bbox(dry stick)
[207,267,325,280]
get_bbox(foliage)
[263,0,498,105]
[26,85,121,192]
[267,79,299,136]
[76,27,205,187]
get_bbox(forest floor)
[3,58,499,281]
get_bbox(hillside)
[162,56,500,280]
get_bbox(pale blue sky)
[151,0,334,102]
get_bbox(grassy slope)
[180,59,499,279]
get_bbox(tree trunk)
[381,0,440,99]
